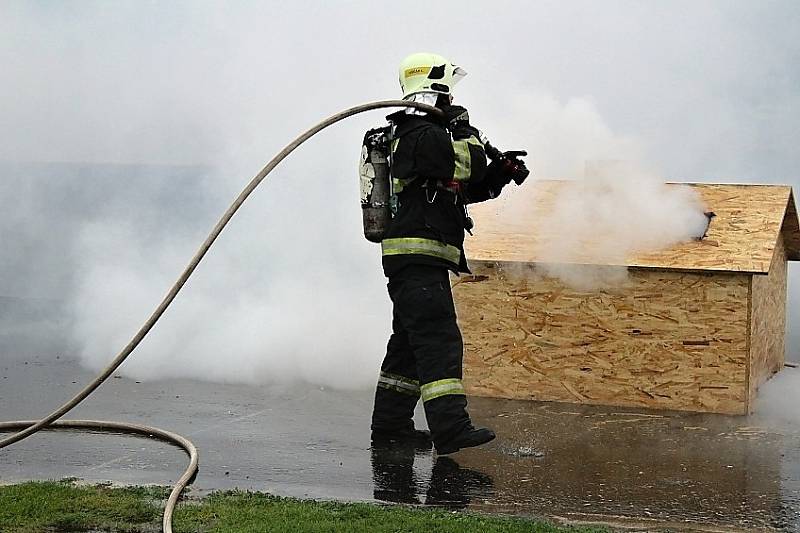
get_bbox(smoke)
[757,367,800,427]
[0,1,797,395]
[465,91,710,290]
[475,91,646,180]
[533,162,709,290]
[64,164,390,388]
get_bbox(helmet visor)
[452,66,468,85]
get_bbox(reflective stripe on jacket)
[381,237,461,265]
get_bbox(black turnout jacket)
[380,108,512,277]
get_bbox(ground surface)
[2,296,800,532]
[2,353,800,532]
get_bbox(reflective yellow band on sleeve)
[381,237,461,264]
[452,136,483,182]
[420,378,466,402]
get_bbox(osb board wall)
[453,262,752,414]
[749,233,788,407]
[464,182,799,274]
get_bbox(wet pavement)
[2,352,800,531]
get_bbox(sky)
[0,0,798,387]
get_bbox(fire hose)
[0,100,444,533]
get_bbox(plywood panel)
[465,182,798,274]
[454,262,751,414]
[749,234,788,409]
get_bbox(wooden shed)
[453,182,799,414]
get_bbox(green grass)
[0,480,610,533]
[0,480,167,532]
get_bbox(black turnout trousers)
[371,264,471,448]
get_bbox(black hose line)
[0,100,443,532]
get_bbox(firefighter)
[370,52,529,454]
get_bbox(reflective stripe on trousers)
[377,371,420,397]
[420,378,466,403]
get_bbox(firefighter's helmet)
[398,52,467,99]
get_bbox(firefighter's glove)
[440,104,481,140]
[501,150,530,185]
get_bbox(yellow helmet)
[398,52,468,99]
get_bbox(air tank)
[359,127,392,243]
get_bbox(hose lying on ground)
[0,100,444,533]
[0,420,198,532]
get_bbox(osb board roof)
[465,181,800,274]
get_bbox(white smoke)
[65,161,390,389]
[535,162,709,290]
[467,92,710,290]
[478,90,646,180]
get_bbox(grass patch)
[0,480,167,532]
[0,481,609,532]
